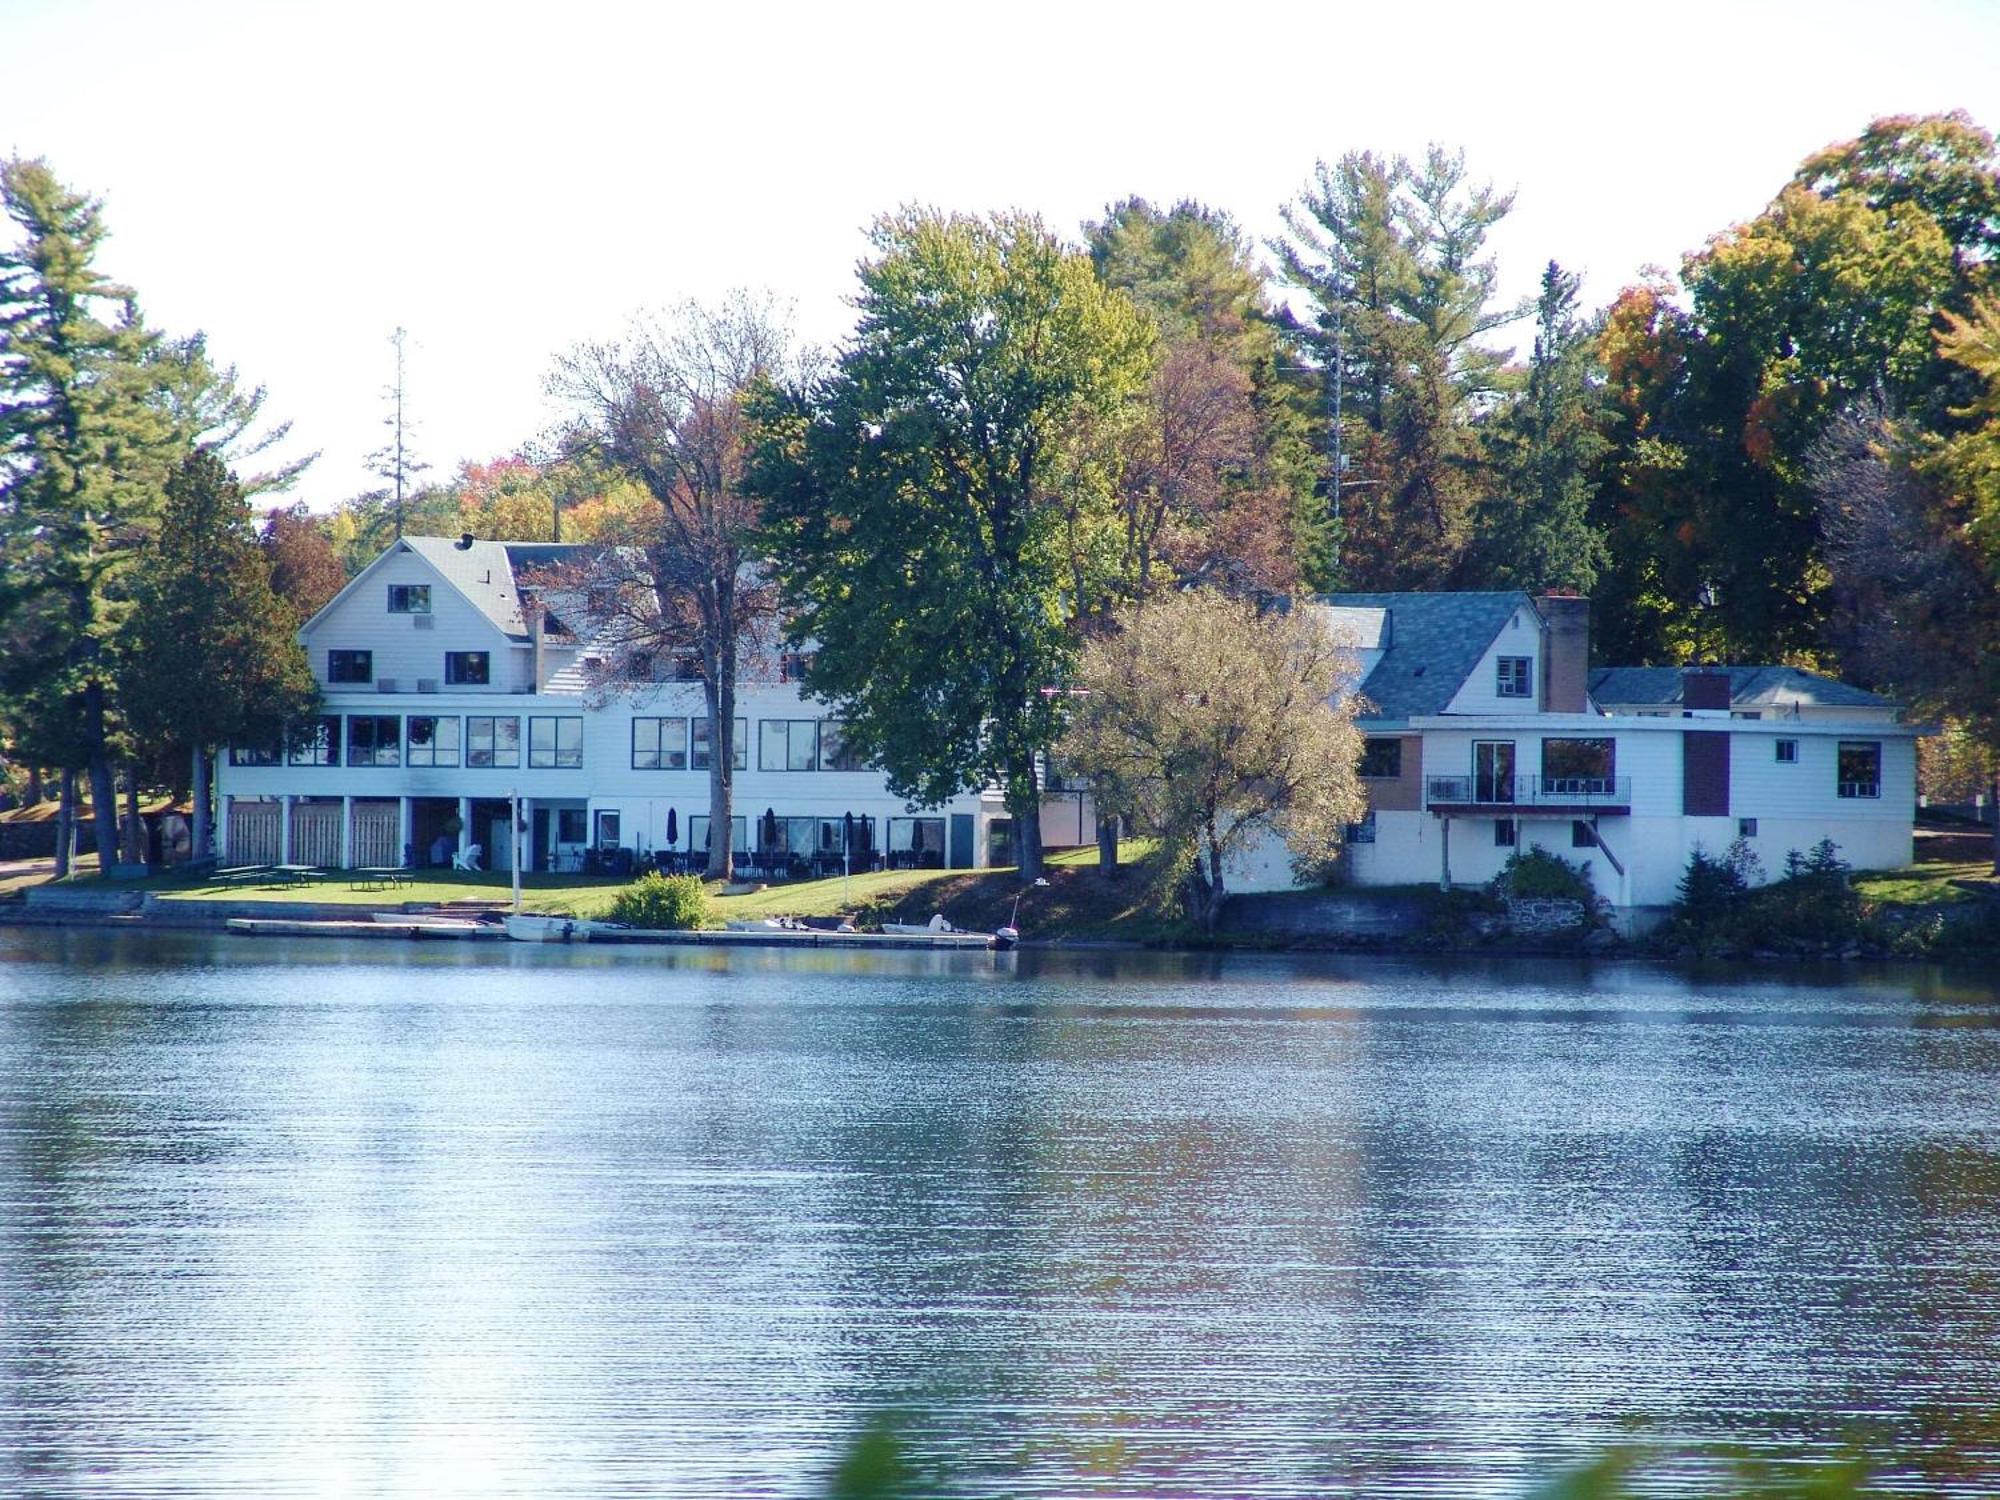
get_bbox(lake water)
[2,929,1998,1497]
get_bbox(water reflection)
[1,931,1997,1495]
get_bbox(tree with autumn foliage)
[548,291,798,881]
[259,502,348,622]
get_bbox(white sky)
[6,0,1999,510]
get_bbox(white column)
[520,797,534,873]
[279,794,294,864]
[215,790,230,864]
[398,796,414,868]
[1439,816,1452,892]
[340,795,353,868]
[458,796,472,865]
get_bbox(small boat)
[882,914,965,936]
[726,917,806,931]
[504,913,589,943]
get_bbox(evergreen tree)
[120,450,318,859]
[1473,261,1610,593]
[0,157,172,868]
[753,210,1153,884]
[1275,147,1517,588]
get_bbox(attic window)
[387,584,430,614]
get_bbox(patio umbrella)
[665,807,678,848]
[843,811,855,852]
[762,807,778,850]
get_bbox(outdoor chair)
[451,844,483,872]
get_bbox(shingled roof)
[398,537,590,640]
[1319,591,1536,720]
[1587,665,1890,710]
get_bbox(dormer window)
[387,584,431,614]
[1496,656,1534,699]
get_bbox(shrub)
[607,871,712,929]
[1494,846,1597,904]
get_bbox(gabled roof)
[1319,591,1536,720]
[1587,665,1890,710]
[397,537,590,641]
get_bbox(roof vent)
[456,532,475,550]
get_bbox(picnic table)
[271,864,326,889]
[349,866,416,891]
[209,864,275,886]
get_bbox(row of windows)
[235,715,585,770]
[1370,734,1883,797]
[233,714,876,774]
[327,649,489,685]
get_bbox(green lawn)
[1854,859,1998,908]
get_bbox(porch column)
[340,794,353,868]
[520,797,534,873]
[398,797,414,868]
[1439,816,1452,892]
[457,796,472,864]
[279,794,294,864]
[215,791,230,864]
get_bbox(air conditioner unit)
[413,615,435,631]
[375,678,399,693]
[416,679,439,694]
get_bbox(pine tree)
[120,450,318,859]
[1473,262,1610,593]
[0,157,172,868]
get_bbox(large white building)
[1228,591,1923,909]
[214,536,1025,874]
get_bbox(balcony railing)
[1426,775,1632,810]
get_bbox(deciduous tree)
[754,210,1153,883]
[1058,589,1366,932]
[548,291,796,880]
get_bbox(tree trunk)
[55,769,76,879]
[192,746,211,865]
[26,767,43,806]
[1200,829,1227,934]
[1096,813,1119,873]
[83,679,118,870]
[122,767,142,865]
[1008,753,1044,884]
[705,667,736,882]
[1991,767,1999,878]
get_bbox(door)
[1474,741,1516,803]
[949,813,975,869]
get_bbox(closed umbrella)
[664,808,678,870]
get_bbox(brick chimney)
[1536,592,1591,713]
[1683,668,1732,714]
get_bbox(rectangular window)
[819,720,868,772]
[688,814,749,854]
[759,719,819,772]
[1776,739,1799,764]
[1541,737,1615,795]
[1838,741,1881,799]
[631,717,689,770]
[466,715,520,768]
[690,715,748,772]
[228,741,280,766]
[557,808,588,845]
[387,583,431,614]
[778,650,813,683]
[1345,809,1377,844]
[1494,818,1516,847]
[529,716,583,768]
[1496,656,1534,698]
[406,715,460,768]
[445,651,489,686]
[1739,817,1759,838]
[1360,737,1403,779]
[288,717,341,766]
[594,810,621,849]
[327,649,372,684]
[1732,710,1763,720]
[1572,819,1596,849]
[345,715,401,767]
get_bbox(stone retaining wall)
[1504,897,1586,933]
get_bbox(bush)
[1668,837,1867,955]
[607,871,712,929]
[1493,846,1597,904]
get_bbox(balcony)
[1425,775,1631,816]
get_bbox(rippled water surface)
[3,930,1999,1496]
